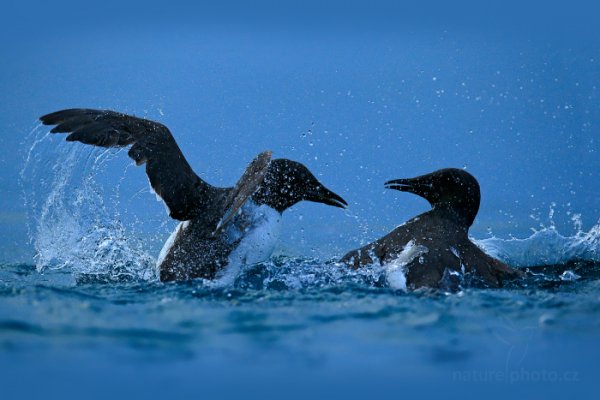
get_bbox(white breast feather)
[155,220,189,275]
[156,201,282,285]
[214,202,282,286]
[385,240,429,291]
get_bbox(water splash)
[20,125,159,282]
[476,221,600,267]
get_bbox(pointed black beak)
[384,177,432,198]
[308,185,348,209]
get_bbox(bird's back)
[342,211,520,290]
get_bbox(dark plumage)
[40,108,347,282]
[340,168,523,290]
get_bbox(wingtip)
[39,113,54,125]
[39,109,74,126]
[38,108,98,126]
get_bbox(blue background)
[2,0,600,263]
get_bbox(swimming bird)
[40,109,347,282]
[340,168,522,290]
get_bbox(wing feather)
[40,108,217,221]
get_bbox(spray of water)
[476,202,600,268]
[20,125,160,282]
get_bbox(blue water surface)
[1,1,600,399]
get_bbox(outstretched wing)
[40,108,217,221]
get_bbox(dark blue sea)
[1,1,600,399]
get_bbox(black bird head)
[252,159,347,213]
[384,168,481,227]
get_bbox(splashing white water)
[20,125,161,281]
[476,222,600,267]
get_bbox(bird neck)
[251,190,291,214]
[430,203,475,231]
